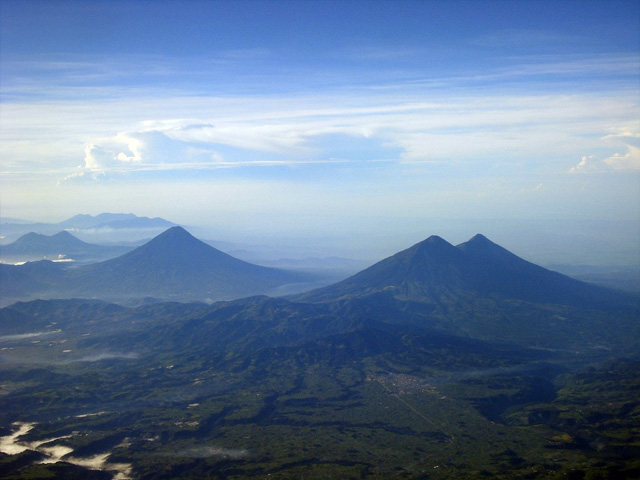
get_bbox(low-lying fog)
[0,422,133,479]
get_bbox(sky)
[1,0,639,264]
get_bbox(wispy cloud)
[471,29,584,49]
[0,88,634,185]
[35,86,635,182]
[2,51,637,102]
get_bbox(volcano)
[61,227,311,301]
[297,234,630,308]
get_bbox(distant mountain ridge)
[59,213,176,230]
[0,213,177,244]
[297,234,632,308]
[59,213,142,228]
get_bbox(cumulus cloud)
[570,155,599,173]
[83,132,144,170]
[60,132,149,183]
[603,145,640,171]
[59,129,224,182]
[602,128,640,171]
[571,127,640,173]
[58,118,395,182]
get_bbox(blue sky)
[1,0,639,263]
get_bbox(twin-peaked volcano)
[0,231,132,263]
[298,234,630,308]
[64,227,310,300]
[5,231,90,252]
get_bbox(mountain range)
[56,213,174,230]
[1,228,637,351]
[0,213,177,244]
[0,227,316,305]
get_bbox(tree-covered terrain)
[0,295,638,479]
[0,233,638,478]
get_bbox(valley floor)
[0,335,638,479]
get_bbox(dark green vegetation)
[0,233,638,478]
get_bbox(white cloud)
[603,145,640,171]
[83,132,144,170]
[1,53,637,184]
[161,122,310,153]
[570,155,598,173]
[57,132,149,182]
[48,90,639,182]
[602,127,640,171]
[571,127,640,173]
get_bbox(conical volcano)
[65,227,309,300]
